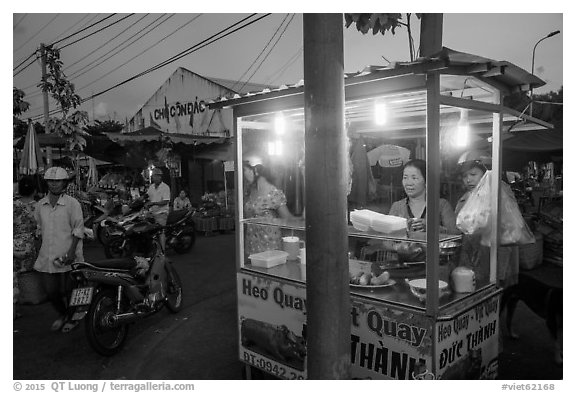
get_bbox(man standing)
[34,167,84,332]
[146,167,170,251]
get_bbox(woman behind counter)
[389,159,458,233]
[243,160,294,256]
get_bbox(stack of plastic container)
[350,209,407,234]
[349,209,373,231]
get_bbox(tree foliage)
[84,119,124,135]
[13,87,30,117]
[37,45,89,152]
[344,13,405,35]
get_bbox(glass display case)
[209,50,548,379]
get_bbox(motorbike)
[66,225,183,356]
[97,194,149,246]
[104,207,196,259]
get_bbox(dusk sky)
[11,10,563,124]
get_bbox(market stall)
[209,47,552,380]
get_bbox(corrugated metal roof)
[208,47,546,108]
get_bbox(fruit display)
[349,271,390,286]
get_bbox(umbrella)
[367,144,411,168]
[86,156,99,188]
[367,144,411,204]
[19,122,45,175]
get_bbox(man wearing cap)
[34,166,84,332]
[146,167,171,251]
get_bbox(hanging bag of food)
[456,171,492,236]
[457,171,536,246]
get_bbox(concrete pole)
[40,44,52,166]
[419,14,443,57]
[303,14,350,379]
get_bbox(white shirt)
[147,182,170,215]
[34,193,84,273]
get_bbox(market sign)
[350,300,433,380]
[435,294,500,380]
[237,273,307,379]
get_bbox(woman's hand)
[408,218,426,232]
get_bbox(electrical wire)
[65,13,154,76]
[13,14,27,31]
[20,13,145,98]
[75,14,203,95]
[14,14,60,54]
[60,14,135,50]
[24,14,270,121]
[50,13,117,47]
[48,14,93,46]
[238,14,295,92]
[15,14,102,85]
[231,14,291,91]
[263,45,303,85]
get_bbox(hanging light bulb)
[456,108,470,148]
[374,102,388,125]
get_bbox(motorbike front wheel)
[172,233,195,254]
[164,263,183,313]
[85,289,129,356]
[104,237,132,259]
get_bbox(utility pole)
[40,43,52,166]
[303,14,350,379]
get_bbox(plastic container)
[371,214,407,234]
[249,250,289,268]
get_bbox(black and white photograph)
[9,5,565,386]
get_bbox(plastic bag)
[456,171,492,235]
[456,171,536,246]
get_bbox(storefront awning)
[105,127,228,146]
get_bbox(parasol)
[86,156,99,188]
[367,144,411,168]
[18,122,45,175]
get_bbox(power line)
[75,14,202,96]
[21,14,157,101]
[24,14,271,121]
[264,45,303,85]
[60,14,135,50]
[14,14,60,53]
[65,13,154,76]
[49,14,93,46]
[13,14,27,31]
[239,14,295,91]
[50,13,117,47]
[231,14,291,91]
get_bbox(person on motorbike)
[34,166,84,332]
[146,167,170,251]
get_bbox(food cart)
[209,48,551,379]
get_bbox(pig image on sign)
[240,318,307,371]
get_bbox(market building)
[119,67,275,206]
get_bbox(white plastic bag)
[456,171,535,246]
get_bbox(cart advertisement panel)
[238,272,437,380]
[237,273,307,379]
[435,293,500,380]
[350,299,433,380]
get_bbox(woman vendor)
[243,158,294,256]
[363,159,458,266]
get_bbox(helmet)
[44,166,69,180]
[151,167,163,176]
[457,150,491,172]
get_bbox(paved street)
[13,233,562,380]
[13,233,243,380]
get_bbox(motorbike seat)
[86,257,137,271]
[167,209,189,226]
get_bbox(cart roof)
[208,47,545,110]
